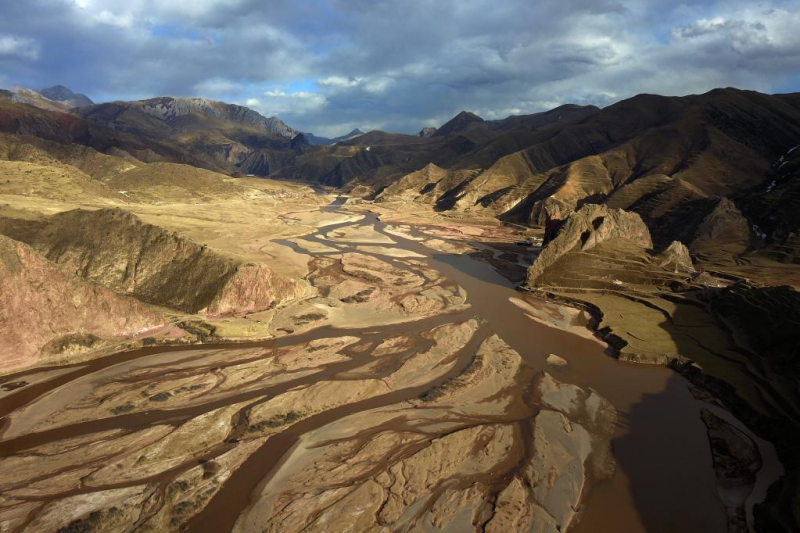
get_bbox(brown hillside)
[0,235,164,373]
[0,99,223,171]
[0,208,309,315]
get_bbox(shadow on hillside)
[661,294,800,531]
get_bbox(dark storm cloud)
[0,0,798,136]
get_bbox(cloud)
[0,0,798,135]
[93,9,135,28]
[671,8,800,67]
[193,77,243,97]
[0,34,39,60]
[246,89,327,117]
[317,76,361,88]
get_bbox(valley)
[0,85,798,533]
[0,187,783,532]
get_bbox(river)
[0,196,781,532]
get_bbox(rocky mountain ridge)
[2,88,798,262]
[77,96,297,138]
[0,86,307,175]
[6,87,75,113]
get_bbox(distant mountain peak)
[302,128,366,146]
[6,86,85,112]
[432,110,485,137]
[39,85,93,107]
[290,132,311,150]
[39,84,72,96]
[455,110,484,121]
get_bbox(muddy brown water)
[297,209,728,533]
[0,198,779,532]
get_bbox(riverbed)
[0,197,779,532]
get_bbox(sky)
[0,0,799,137]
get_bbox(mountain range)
[3,85,799,266]
[303,128,366,146]
[4,84,93,112]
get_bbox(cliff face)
[1,208,309,315]
[526,204,653,286]
[0,235,164,373]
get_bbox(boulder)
[546,354,569,366]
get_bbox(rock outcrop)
[535,196,577,240]
[690,197,752,254]
[0,235,163,373]
[526,204,653,285]
[417,126,437,138]
[656,241,695,272]
[0,208,309,316]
